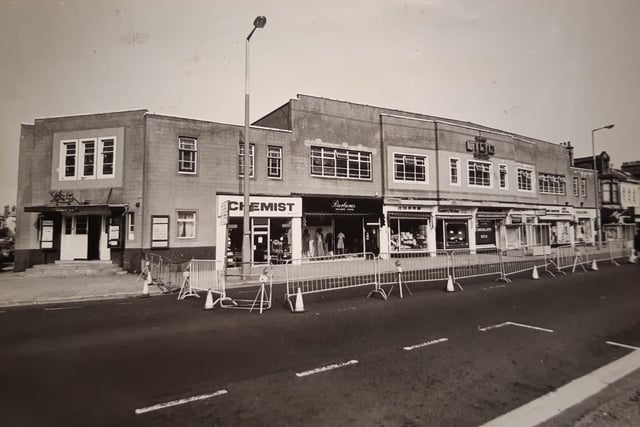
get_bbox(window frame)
[239,142,255,178]
[98,137,116,179]
[499,164,508,190]
[538,173,566,195]
[80,138,97,179]
[60,139,78,181]
[449,157,461,186]
[178,137,198,175]
[573,177,579,197]
[127,212,135,241]
[517,167,534,192]
[176,211,197,239]
[393,152,428,184]
[467,159,493,188]
[580,177,587,197]
[309,146,372,181]
[266,145,283,179]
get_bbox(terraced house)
[14,95,597,272]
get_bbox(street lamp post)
[242,16,267,277]
[591,124,614,249]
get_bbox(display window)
[436,219,469,250]
[389,218,429,252]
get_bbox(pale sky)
[2,0,639,207]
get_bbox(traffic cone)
[532,265,540,280]
[591,259,599,271]
[293,287,306,313]
[445,275,455,292]
[203,289,214,310]
[141,272,151,297]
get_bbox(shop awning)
[24,204,127,213]
[388,211,431,219]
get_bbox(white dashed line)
[606,341,640,351]
[135,389,228,414]
[483,284,507,290]
[44,306,82,311]
[296,360,359,377]
[478,321,553,333]
[403,337,448,351]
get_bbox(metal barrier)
[548,245,585,274]
[285,253,377,311]
[373,252,450,299]
[141,253,188,293]
[450,248,508,287]
[500,245,553,279]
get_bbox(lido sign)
[218,195,302,218]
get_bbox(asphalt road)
[0,263,639,426]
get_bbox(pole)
[242,36,251,278]
[591,129,600,250]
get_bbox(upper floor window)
[267,146,282,179]
[449,158,460,186]
[394,153,427,183]
[517,168,533,192]
[59,137,116,181]
[127,212,135,241]
[239,142,255,178]
[573,177,579,197]
[177,211,196,239]
[602,182,619,204]
[538,173,566,195]
[581,178,587,197]
[499,164,508,189]
[178,137,197,174]
[310,146,371,180]
[467,160,492,187]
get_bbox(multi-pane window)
[127,212,135,241]
[517,168,533,191]
[602,182,620,203]
[239,143,255,177]
[82,139,96,178]
[499,164,508,189]
[449,158,460,185]
[581,178,587,197]
[62,141,77,179]
[538,173,566,195]
[177,211,196,239]
[267,146,282,178]
[99,138,115,178]
[310,146,371,180]
[573,177,579,196]
[178,137,197,174]
[467,160,492,187]
[394,153,427,182]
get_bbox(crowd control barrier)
[450,248,508,287]
[500,246,553,279]
[285,253,377,311]
[373,252,449,299]
[141,253,188,293]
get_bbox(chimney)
[563,141,574,167]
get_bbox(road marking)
[478,321,553,333]
[44,306,82,311]
[337,307,356,312]
[483,284,507,290]
[135,389,228,415]
[480,349,640,427]
[296,360,359,378]
[403,337,448,351]
[606,341,640,350]
[115,302,133,305]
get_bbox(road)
[0,263,639,426]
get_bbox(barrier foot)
[495,275,512,284]
[455,281,464,291]
[612,259,620,267]
[367,287,388,300]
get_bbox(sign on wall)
[40,219,54,249]
[151,216,169,248]
[476,220,496,245]
[108,225,121,248]
[217,196,302,218]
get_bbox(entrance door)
[60,216,89,260]
[252,219,269,264]
[364,222,380,256]
[87,215,101,260]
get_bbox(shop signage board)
[40,219,54,249]
[303,197,383,215]
[151,215,169,248]
[217,195,302,218]
[476,220,496,245]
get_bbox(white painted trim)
[448,157,461,186]
[392,151,429,185]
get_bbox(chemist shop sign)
[475,220,496,245]
[217,195,302,218]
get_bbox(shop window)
[517,168,533,192]
[310,146,371,180]
[436,219,469,250]
[538,173,566,195]
[499,164,507,189]
[393,153,427,183]
[449,158,460,185]
[267,146,282,178]
[178,137,197,174]
[239,142,255,178]
[177,211,196,239]
[581,178,587,197]
[467,160,492,187]
[390,218,429,252]
[573,177,579,196]
[98,138,116,178]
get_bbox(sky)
[2,0,639,208]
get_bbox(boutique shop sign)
[217,195,302,218]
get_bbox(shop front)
[383,202,434,257]
[435,207,474,251]
[475,210,507,249]
[539,207,574,247]
[574,208,596,245]
[505,210,537,249]
[302,197,383,258]
[215,195,302,266]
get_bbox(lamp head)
[605,124,614,129]
[254,16,267,28]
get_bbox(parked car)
[0,239,15,268]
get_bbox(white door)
[60,216,89,260]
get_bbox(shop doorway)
[252,219,269,264]
[60,215,103,260]
[334,216,365,254]
[87,215,102,260]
